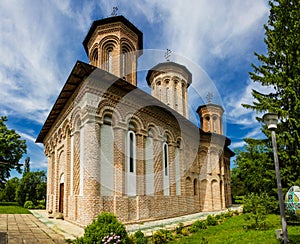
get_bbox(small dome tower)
[83,16,143,86]
[197,104,224,135]
[146,62,192,119]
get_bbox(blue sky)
[0,0,271,177]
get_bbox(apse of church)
[36,15,233,226]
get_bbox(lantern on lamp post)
[263,112,288,244]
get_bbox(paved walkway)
[0,205,242,243]
[30,210,84,240]
[31,205,242,239]
[0,214,66,244]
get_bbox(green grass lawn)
[169,214,300,244]
[0,202,31,214]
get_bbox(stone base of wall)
[64,194,204,226]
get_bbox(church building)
[36,15,234,226]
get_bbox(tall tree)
[16,171,47,206]
[244,0,300,190]
[23,157,30,175]
[0,116,27,187]
[231,138,276,200]
[0,177,19,202]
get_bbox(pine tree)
[244,0,300,190]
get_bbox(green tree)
[0,116,27,187]
[16,171,46,206]
[244,0,300,190]
[231,138,276,200]
[0,177,19,202]
[23,157,30,175]
[243,192,278,230]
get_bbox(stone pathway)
[0,205,242,243]
[0,214,66,244]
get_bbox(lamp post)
[263,112,288,244]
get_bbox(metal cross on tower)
[206,92,213,103]
[111,6,118,16]
[164,49,172,62]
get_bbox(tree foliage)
[0,177,19,202]
[242,192,278,230]
[0,116,27,186]
[239,0,300,192]
[231,139,276,200]
[15,171,47,206]
[23,157,30,175]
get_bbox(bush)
[242,192,277,230]
[24,200,35,209]
[206,215,218,226]
[134,230,147,244]
[35,199,46,209]
[175,222,184,234]
[189,220,207,233]
[74,212,128,243]
[152,229,173,244]
[181,228,189,236]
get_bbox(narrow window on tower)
[108,49,112,73]
[212,115,217,133]
[122,52,126,78]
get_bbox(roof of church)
[36,61,95,143]
[36,61,233,156]
[146,61,192,87]
[197,103,225,113]
[83,15,143,55]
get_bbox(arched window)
[163,143,168,176]
[121,51,126,77]
[102,42,115,73]
[145,129,154,195]
[100,114,114,196]
[205,116,210,131]
[121,43,132,80]
[127,129,136,196]
[91,48,98,66]
[193,179,198,195]
[108,48,113,73]
[212,115,217,133]
[128,131,136,173]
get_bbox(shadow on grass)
[0,202,19,206]
[288,234,300,244]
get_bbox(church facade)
[36,15,233,227]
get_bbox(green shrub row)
[23,200,46,209]
[70,210,240,244]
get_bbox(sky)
[0,0,271,177]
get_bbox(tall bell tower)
[197,103,224,135]
[146,62,192,119]
[83,16,143,86]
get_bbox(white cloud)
[225,80,274,125]
[231,141,246,148]
[0,0,98,124]
[132,0,269,64]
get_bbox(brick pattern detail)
[73,132,80,195]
